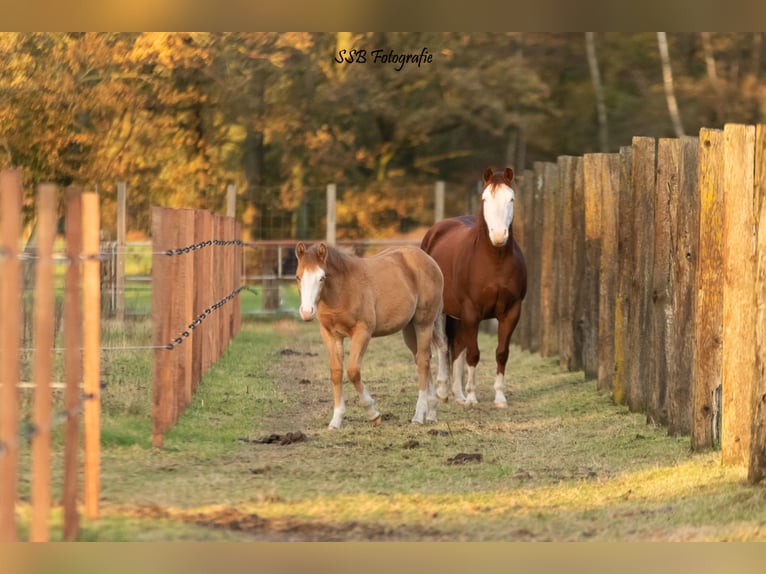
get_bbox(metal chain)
[162,239,243,256]
[164,285,245,350]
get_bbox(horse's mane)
[322,244,355,276]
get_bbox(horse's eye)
[295,275,301,282]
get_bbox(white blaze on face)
[482,183,515,246]
[298,266,326,321]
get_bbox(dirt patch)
[120,505,445,541]
[279,348,318,357]
[239,431,308,445]
[446,453,483,465]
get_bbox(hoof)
[369,415,382,426]
[327,424,339,430]
[494,401,508,409]
[437,395,449,403]
[411,418,424,425]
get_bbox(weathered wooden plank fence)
[150,207,243,447]
[519,123,766,484]
[0,169,100,541]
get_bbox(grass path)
[17,317,766,540]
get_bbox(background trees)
[1,32,764,238]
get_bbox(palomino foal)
[421,167,527,407]
[295,242,446,429]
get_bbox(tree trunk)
[657,32,685,137]
[585,32,609,152]
[700,32,725,122]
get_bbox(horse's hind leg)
[403,323,436,424]
[347,331,380,425]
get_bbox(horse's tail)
[431,305,448,356]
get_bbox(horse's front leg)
[347,329,380,425]
[461,318,482,405]
[494,301,522,408]
[320,327,346,429]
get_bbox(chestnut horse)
[420,167,527,407]
[295,242,446,429]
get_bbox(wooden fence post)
[692,128,724,451]
[434,181,445,223]
[613,146,633,405]
[539,162,559,358]
[582,154,603,381]
[527,163,544,354]
[750,123,766,483]
[81,191,101,518]
[557,157,577,370]
[721,123,757,466]
[176,209,195,414]
[649,138,681,426]
[326,183,336,246]
[667,136,699,436]
[152,207,173,448]
[63,186,82,540]
[626,137,657,413]
[30,183,56,541]
[116,181,126,321]
[0,168,22,541]
[596,154,621,394]
[570,159,586,371]
[515,169,534,352]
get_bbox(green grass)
[14,315,766,541]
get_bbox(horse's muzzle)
[299,307,316,321]
[489,228,509,246]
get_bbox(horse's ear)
[483,167,494,184]
[503,167,514,184]
[295,242,306,260]
[317,242,328,263]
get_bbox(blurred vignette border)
[3,0,755,31]
[1,1,764,574]
[4,543,766,574]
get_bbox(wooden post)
[0,168,22,542]
[81,192,101,518]
[528,163,545,354]
[570,159,586,371]
[692,128,725,451]
[582,155,603,381]
[326,183,336,246]
[233,222,242,337]
[200,210,214,377]
[648,138,680,426]
[176,210,195,413]
[30,183,56,541]
[539,162,559,357]
[116,182,126,321]
[626,137,657,414]
[515,170,534,351]
[62,187,82,540]
[192,210,205,391]
[226,184,236,219]
[556,157,577,370]
[613,146,633,405]
[750,124,766,483]
[434,181,445,223]
[152,207,174,448]
[596,154,621,394]
[667,136,699,436]
[721,124,757,466]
